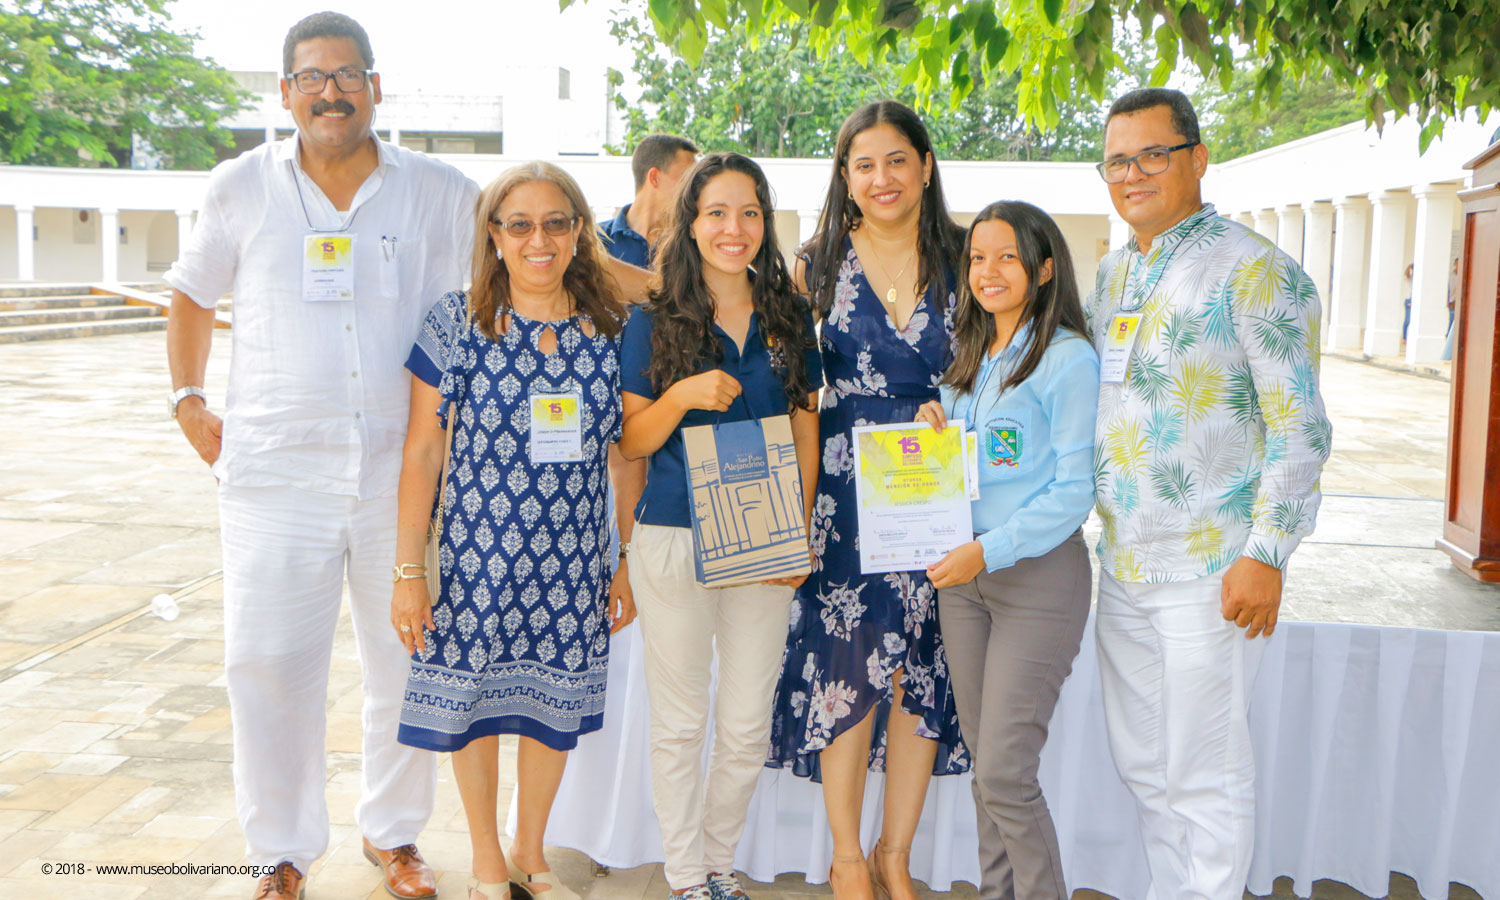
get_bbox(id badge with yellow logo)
[301,234,355,301]
[1100,313,1143,383]
[529,391,583,463]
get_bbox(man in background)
[599,133,698,266]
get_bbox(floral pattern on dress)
[767,241,969,781]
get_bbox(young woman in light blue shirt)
[914,200,1099,900]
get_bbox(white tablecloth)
[513,616,1500,899]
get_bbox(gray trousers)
[938,530,1091,900]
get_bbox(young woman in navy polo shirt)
[617,153,823,900]
[914,201,1100,900]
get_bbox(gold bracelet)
[392,563,428,584]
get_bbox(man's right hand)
[177,399,223,465]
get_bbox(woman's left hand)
[609,561,637,633]
[927,540,986,589]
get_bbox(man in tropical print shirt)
[1085,88,1331,899]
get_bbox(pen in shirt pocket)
[381,235,398,261]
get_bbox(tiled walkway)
[0,331,1494,900]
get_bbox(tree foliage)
[609,2,1112,161]
[1195,70,1364,160]
[0,0,247,168]
[574,0,1498,151]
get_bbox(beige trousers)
[629,523,794,889]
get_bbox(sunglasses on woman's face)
[491,215,578,238]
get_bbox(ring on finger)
[399,624,412,632]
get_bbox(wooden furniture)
[1440,142,1500,582]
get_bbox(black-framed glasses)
[286,67,372,94]
[1096,141,1199,183]
[491,215,578,238]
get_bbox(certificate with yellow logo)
[851,421,974,574]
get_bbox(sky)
[166,0,636,93]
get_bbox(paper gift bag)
[682,414,811,587]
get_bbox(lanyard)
[959,346,1014,431]
[289,160,365,234]
[1117,215,1204,312]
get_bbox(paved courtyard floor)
[0,331,1494,900]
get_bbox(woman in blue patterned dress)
[766,101,970,900]
[390,162,635,900]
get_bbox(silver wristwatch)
[169,386,207,418]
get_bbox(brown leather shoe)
[252,861,305,899]
[363,837,438,899]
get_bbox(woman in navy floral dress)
[766,102,970,900]
[390,162,634,900]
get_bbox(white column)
[1407,182,1462,364]
[1252,209,1278,242]
[1231,212,1254,230]
[388,125,402,146]
[14,206,35,282]
[1363,190,1412,357]
[1329,196,1370,351]
[1302,201,1335,335]
[99,208,120,284]
[798,209,822,246]
[1108,215,1130,251]
[1276,205,1305,263]
[176,209,195,264]
[264,123,277,145]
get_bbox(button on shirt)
[165,136,479,499]
[1085,204,1333,583]
[620,304,824,528]
[598,204,652,268]
[941,326,1100,572]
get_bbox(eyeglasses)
[1096,141,1199,183]
[286,67,372,94]
[491,216,578,238]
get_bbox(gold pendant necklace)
[867,235,916,307]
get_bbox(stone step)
[0,316,168,344]
[0,294,126,312]
[0,283,96,299]
[0,305,162,328]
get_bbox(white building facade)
[0,110,1493,366]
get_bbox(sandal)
[829,851,871,900]
[469,877,511,900]
[507,854,580,900]
[868,842,911,900]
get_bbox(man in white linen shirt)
[165,13,475,900]
[1085,88,1332,899]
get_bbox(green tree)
[610,3,1120,161]
[0,0,247,168]
[578,0,1497,150]
[1195,70,1365,161]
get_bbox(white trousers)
[218,484,436,871]
[1095,571,1268,900]
[629,523,794,890]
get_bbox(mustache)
[311,98,356,116]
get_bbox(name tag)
[302,234,355,301]
[1100,313,1143,383]
[530,391,583,463]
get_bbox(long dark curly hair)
[944,201,1087,396]
[468,161,624,341]
[803,100,966,319]
[645,152,816,412]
